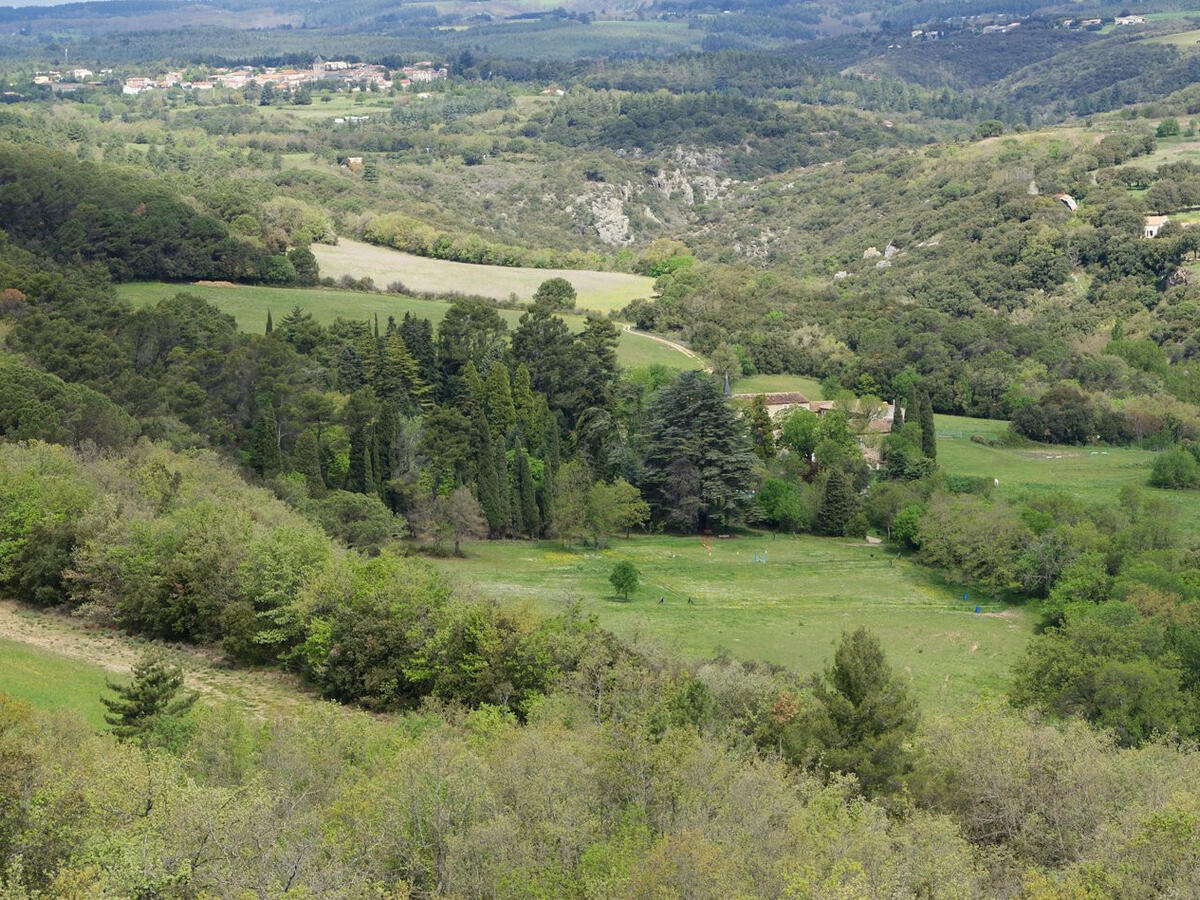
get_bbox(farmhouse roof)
[731,391,809,405]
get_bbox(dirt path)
[622,324,711,371]
[0,601,334,718]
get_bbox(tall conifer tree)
[484,362,517,439]
[918,392,937,460]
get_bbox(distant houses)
[732,391,899,434]
[1145,215,1171,239]
[118,56,441,96]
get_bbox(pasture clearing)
[430,534,1032,711]
[1128,136,1200,169]
[733,373,825,398]
[935,413,1200,529]
[0,601,353,723]
[116,281,701,371]
[1148,27,1200,47]
[312,238,656,313]
[0,636,111,728]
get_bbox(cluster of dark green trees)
[0,144,317,286]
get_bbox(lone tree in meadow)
[532,277,577,312]
[609,560,639,600]
[101,652,197,747]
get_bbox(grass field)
[1148,27,1200,47]
[312,239,656,314]
[732,373,825,398]
[934,413,1200,529]
[116,282,701,371]
[0,637,110,728]
[430,534,1032,711]
[1129,136,1200,169]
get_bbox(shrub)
[1149,447,1200,489]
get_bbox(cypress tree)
[493,438,511,536]
[343,388,377,493]
[484,361,517,439]
[248,410,281,476]
[892,397,904,430]
[512,362,536,440]
[375,402,398,493]
[515,443,539,538]
[294,428,325,497]
[351,424,378,495]
[918,391,937,460]
[748,394,776,461]
[815,468,855,537]
[347,426,367,493]
[461,360,487,416]
[265,309,273,334]
[474,413,504,535]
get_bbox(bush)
[891,504,924,549]
[299,491,403,554]
[532,277,577,311]
[1149,447,1200,489]
[844,513,869,539]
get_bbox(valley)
[6,1,1200,894]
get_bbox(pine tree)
[400,313,437,386]
[918,391,937,460]
[265,309,273,334]
[484,361,517,439]
[376,333,430,413]
[336,343,366,392]
[294,428,325,497]
[809,628,920,797]
[248,409,282,476]
[815,468,855,536]
[748,394,776,461]
[101,653,197,746]
[354,331,378,388]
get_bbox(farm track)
[622,324,710,370]
[0,600,339,718]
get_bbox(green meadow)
[116,282,701,371]
[731,373,825,398]
[429,534,1032,711]
[935,413,1200,529]
[0,637,111,728]
[312,238,656,314]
